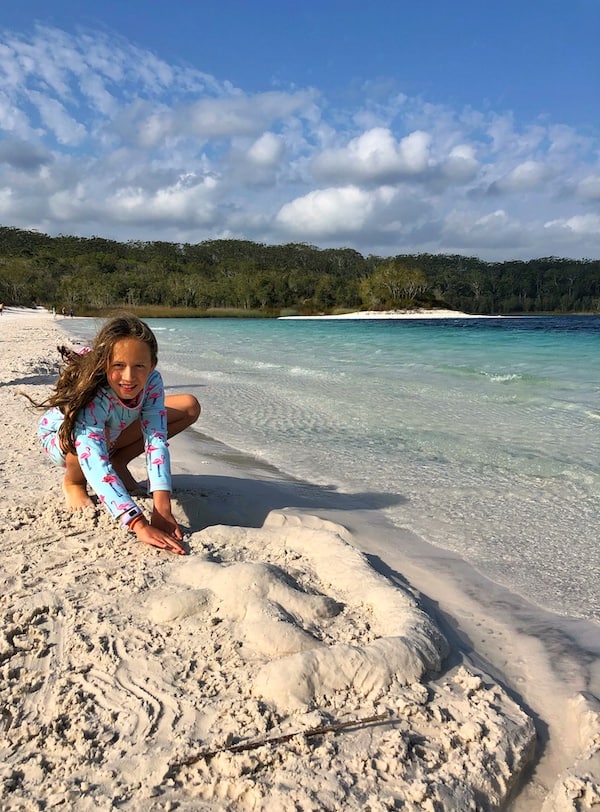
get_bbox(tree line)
[1,225,599,316]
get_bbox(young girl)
[36,314,201,555]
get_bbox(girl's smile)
[107,338,154,402]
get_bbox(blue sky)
[0,0,598,260]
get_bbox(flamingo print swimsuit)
[38,369,171,520]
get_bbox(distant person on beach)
[32,314,201,554]
[0,303,4,316]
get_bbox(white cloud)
[108,92,316,148]
[47,172,220,228]
[442,209,527,249]
[47,183,87,221]
[9,29,77,99]
[26,91,87,145]
[80,34,127,83]
[110,174,218,224]
[78,72,117,117]
[440,145,480,183]
[544,214,600,238]
[486,114,546,157]
[187,92,316,139]
[0,91,34,137]
[548,124,592,157]
[489,160,550,194]
[247,132,284,167]
[0,42,26,91]
[0,24,597,260]
[0,138,52,170]
[276,185,396,236]
[0,186,15,216]
[577,175,600,200]
[312,128,431,185]
[224,132,285,186]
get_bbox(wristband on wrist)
[120,506,143,530]
[128,514,145,532]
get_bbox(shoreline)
[278,308,498,319]
[1,311,599,810]
[167,426,600,810]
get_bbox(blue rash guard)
[38,369,171,519]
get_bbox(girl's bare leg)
[63,452,95,509]
[110,394,201,490]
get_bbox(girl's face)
[106,338,154,402]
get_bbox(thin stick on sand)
[168,712,391,772]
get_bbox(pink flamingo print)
[151,454,165,477]
[102,473,121,494]
[79,446,92,469]
[87,431,105,442]
[111,499,132,512]
[42,436,55,456]
[159,409,167,430]
[87,401,98,425]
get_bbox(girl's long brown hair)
[34,314,158,455]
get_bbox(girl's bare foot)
[63,482,94,510]
[112,463,145,495]
[63,453,94,509]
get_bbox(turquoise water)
[69,316,600,621]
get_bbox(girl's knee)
[165,394,201,426]
[185,395,201,424]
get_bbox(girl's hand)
[151,506,183,541]
[133,519,186,555]
[151,491,183,542]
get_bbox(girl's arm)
[139,371,184,548]
[140,371,173,495]
[150,490,182,541]
[74,393,138,519]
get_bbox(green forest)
[1,225,599,317]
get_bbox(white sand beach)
[1,307,598,810]
[279,308,496,319]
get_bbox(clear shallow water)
[70,316,600,622]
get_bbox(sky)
[0,0,598,261]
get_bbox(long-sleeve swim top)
[40,369,171,519]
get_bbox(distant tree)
[360,263,429,308]
[1,225,600,314]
